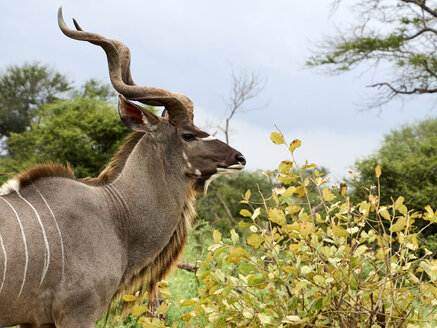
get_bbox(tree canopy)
[350,117,437,251]
[307,0,437,107]
[0,63,71,140]
[1,96,130,179]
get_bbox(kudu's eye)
[182,133,195,142]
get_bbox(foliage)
[0,96,130,179]
[72,79,117,102]
[127,132,437,327]
[350,118,437,242]
[0,62,70,140]
[196,172,273,233]
[307,0,437,106]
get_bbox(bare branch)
[177,261,199,272]
[223,68,266,144]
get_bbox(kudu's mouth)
[217,163,245,173]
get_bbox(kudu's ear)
[161,109,170,119]
[118,95,160,132]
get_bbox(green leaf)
[270,132,284,144]
[239,262,256,275]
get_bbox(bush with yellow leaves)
[125,131,437,328]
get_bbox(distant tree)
[0,63,71,140]
[73,79,116,102]
[1,96,130,179]
[196,171,273,232]
[350,118,437,246]
[307,0,437,107]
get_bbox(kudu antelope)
[0,8,245,327]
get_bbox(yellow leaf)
[279,160,293,173]
[244,189,251,201]
[132,305,148,317]
[424,205,437,222]
[298,222,314,238]
[394,196,405,211]
[322,187,335,202]
[379,209,391,221]
[142,317,165,328]
[226,247,248,264]
[289,242,302,252]
[230,229,239,245]
[289,139,302,153]
[240,209,252,217]
[270,132,284,144]
[181,312,192,322]
[268,208,286,226]
[313,275,325,285]
[353,245,368,257]
[156,301,168,315]
[213,230,222,243]
[375,164,382,178]
[252,208,261,219]
[375,248,385,260]
[122,294,137,302]
[332,225,350,238]
[247,234,265,249]
[281,186,296,199]
[258,313,272,324]
[390,217,406,232]
[282,315,302,324]
[181,299,197,306]
[339,183,347,196]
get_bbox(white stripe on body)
[17,192,51,286]
[0,233,7,294]
[33,186,65,279]
[0,196,28,297]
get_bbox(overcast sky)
[1,1,435,180]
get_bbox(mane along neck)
[110,187,196,309]
[83,132,144,186]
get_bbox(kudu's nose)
[236,153,246,166]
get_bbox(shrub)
[125,132,437,328]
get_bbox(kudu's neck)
[107,134,193,286]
